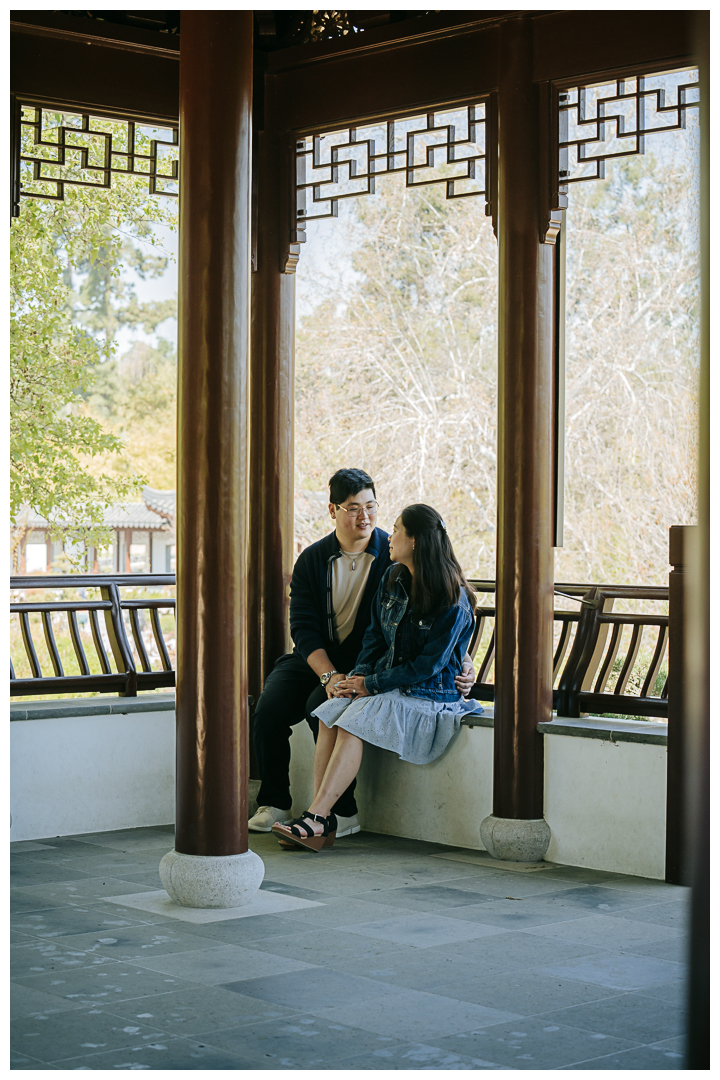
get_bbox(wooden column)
[175,12,253,857]
[248,118,295,713]
[666,524,692,884]
[493,16,555,820]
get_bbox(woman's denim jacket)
[349,566,475,702]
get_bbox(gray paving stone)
[527,884,670,914]
[235,928,412,968]
[55,1036,259,1070]
[223,964,390,1010]
[10,1049,57,1070]
[444,897,589,929]
[622,936,690,962]
[367,884,501,910]
[432,1015,640,1068]
[129,942,316,984]
[430,968,616,1014]
[12,938,112,978]
[336,912,510,948]
[10,860,96,888]
[261,878,329,900]
[57,922,225,960]
[11,876,159,908]
[336,1041,509,1069]
[109,984,302,1035]
[607,899,690,930]
[525,912,682,948]
[438,929,606,970]
[10,891,63,916]
[311,986,521,1041]
[11,904,153,940]
[535,951,685,990]
[176,911,307,946]
[559,1042,686,1069]
[207,1013,406,1069]
[14,961,198,1006]
[265,895,406,929]
[11,981,84,1020]
[538,990,687,1043]
[11,1009,171,1064]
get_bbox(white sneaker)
[335,813,361,839]
[248,805,292,832]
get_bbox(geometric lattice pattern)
[296,102,489,240]
[18,104,179,206]
[559,69,699,187]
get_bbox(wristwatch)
[319,670,338,687]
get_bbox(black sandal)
[271,811,337,851]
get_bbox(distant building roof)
[143,487,176,522]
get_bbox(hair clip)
[440,519,447,531]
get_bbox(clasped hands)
[330,675,370,698]
[325,658,475,700]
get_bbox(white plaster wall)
[288,719,493,850]
[10,712,175,842]
[544,735,667,880]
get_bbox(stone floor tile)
[10,930,36,943]
[325,949,493,991]
[11,1008,171,1064]
[55,1036,258,1070]
[432,1015,640,1068]
[149,911,303,947]
[537,990,687,1043]
[633,978,688,1007]
[441,872,592,899]
[336,911,510,949]
[10,860,96,888]
[109,984,301,1036]
[558,1042,685,1069]
[11,903,154,940]
[524,912,681,948]
[335,1041,510,1069]
[11,891,63,916]
[311,986,520,1041]
[57,922,226,961]
[223,964,389,1010]
[14,960,198,1006]
[12,938,113,978]
[531,884,672,914]
[10,1050,57,1069]
[622,936,689,962]
[212,1014,408,1069]
[444,897,590,929]
[129,942,316,984]
[12,876,160,908]
[607,899,690,930]
[51,852,163,877]
[263,895,406,929]
[367,884,501,911]
[244,928,413,968]
[436,929,602,970]
[431,968,616,1014]
[261,878,330,900]
[11,981,84,1020]
[11,839,122,861]
[535,951,685,990]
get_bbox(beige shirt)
[332,549,375,643]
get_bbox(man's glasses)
[336,501,379,520]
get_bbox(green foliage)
[10,174,177,550]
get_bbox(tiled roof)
[143,487,176,521]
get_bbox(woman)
[272,504,483,851]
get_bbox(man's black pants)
[252,651,358,818]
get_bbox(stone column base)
[159,849,264,909]
[480,815,551,863]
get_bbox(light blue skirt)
[312,687,484,765]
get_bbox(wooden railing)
[10,574,175,698]
[467,580,668,719]
[11,573,668,718]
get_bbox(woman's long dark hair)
[392,504,476,617]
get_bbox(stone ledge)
[462,708,667,745]
[10,692,176,721]
[538,715,667,745]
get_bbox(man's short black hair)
[329,468,376,506]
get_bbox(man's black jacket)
[289,527,391,672]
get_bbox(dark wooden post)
[491,17,555,831]
[666,524,692,884]
[174,12,254,862]
[248,119,295,714]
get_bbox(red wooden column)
[481,15,555,861]
[160,11,263,907]
[248,118,295,716]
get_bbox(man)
[248,467,475,836]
